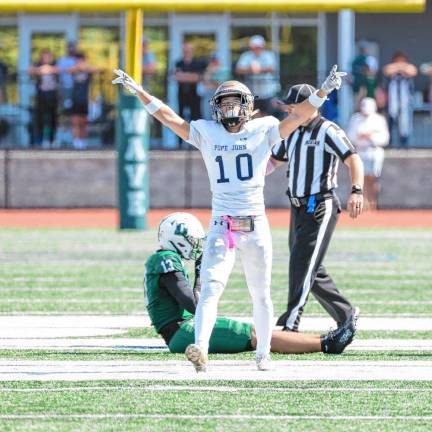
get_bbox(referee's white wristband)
[308,90,327,109]
[144,97,163,115]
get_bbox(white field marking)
[1,385,432,393]
[1,287,142,293]
[6,299,432,306]
[0,338,166,350]
[0,329,129,339]
[0,277,137,282]
[272,270,432,280]
[2,360,432,381]
[0,259,145,265]
[221,300,432,305]
[1,414,432,421]
[349,339,432,351]
[262,278,431,285]
[3,316,432,334]
[3,338,432,352]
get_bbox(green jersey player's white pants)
[194,213,273,358]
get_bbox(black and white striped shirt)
[272,116,356,198]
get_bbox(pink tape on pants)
[222,216,235,249]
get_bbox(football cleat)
[185,344,208,373]
[321,314,357,355]
[256,353,273,371]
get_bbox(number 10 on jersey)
[215,153,253,183]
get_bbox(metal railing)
[1,70,431,149]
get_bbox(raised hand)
[112,69,142,95]
[321,65,347,94]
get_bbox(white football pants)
[194,214,274,356]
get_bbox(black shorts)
[71,102,88,116]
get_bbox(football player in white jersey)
[113,65,346,372]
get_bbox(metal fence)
[1,70,432,149]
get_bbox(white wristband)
[308,90,327,109]
[145,97,163,115]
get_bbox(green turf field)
[1,228,431,316]
[1,227,431,431]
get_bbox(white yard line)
[0,338,165,350]
[2,360,432,381]
[1,287,141,293]
[2,316,432,338]
[1,414,432,420]
[2,299,432,305]
[1,385,432,393]
[2,338,432,352]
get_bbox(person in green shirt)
[145,212,357,371]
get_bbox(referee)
[269,83,364,331]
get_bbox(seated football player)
[144,212,356,370]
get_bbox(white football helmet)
[158,212,205,260]
[210,80,255,128]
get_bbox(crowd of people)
[1,35,432,161]
[27,41,101,149]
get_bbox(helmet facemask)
[173,223,204,260]
[210,83,255,130]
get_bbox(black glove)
[193,255,202,302]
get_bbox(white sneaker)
[256,353,272,371]
[185,344,208,373]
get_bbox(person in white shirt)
[112,65,346,372]
[347,97,389,210]
[235,35,278,116]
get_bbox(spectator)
[175,42,206,122]
[200,53,230,119]
[142,36,157,87]
[383,51,417,147]
[420,61,432,103]
[351,43,378,109]
[235,35,279,116]
[0,60,8,104]
[347,97,389,210]
[68,52,100,149]
[28,49,59,148]
[57,41,78,114]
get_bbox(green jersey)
[144,250,193,333]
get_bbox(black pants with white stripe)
[276,195,354,330]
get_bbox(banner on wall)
[117,92,149,230]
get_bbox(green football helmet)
[158,212,205,260]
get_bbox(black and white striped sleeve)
[271,139,288,162]
[324,123,357,161]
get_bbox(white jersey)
[186,116,281,216]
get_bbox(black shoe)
[337,307,360,329]
[321,317,356,354]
